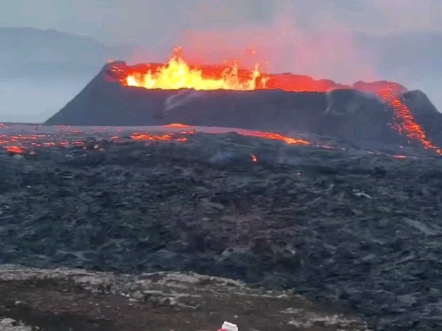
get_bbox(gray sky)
[2,0,441,82]
[1,0,441,45]
[0,0,442,120]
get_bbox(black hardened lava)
[0,133,441,330]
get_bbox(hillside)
[0,27,133,78]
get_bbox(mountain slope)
[0,27,133,78]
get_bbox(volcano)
[45,48,442,153]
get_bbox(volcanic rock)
[401,89,439,115]
[1,131,442,330]
[45,62,442,151]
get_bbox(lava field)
[3,50,442,330]
[0,123,441,331]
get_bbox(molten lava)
[129,125,310,146]
[0,124,311,155]
[111,48,441,154]
[376,88,440,153]
[122,47,266,90]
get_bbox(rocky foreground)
[0,265,368,331]
[0,132,442,330]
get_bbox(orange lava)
[235,130,309,145]
[0,125,422,159]
[121,47,266,91]
[130,127,309,146]
[377,87,441,154]
[130,133,189,142]
[112,48,440,154]
[0,131,90,154]
[5,146,24,154]
[163,123,191,128]
[0,124,310,154]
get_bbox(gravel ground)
[0,265,370,331]
[0,131,441,330]
[0,318,31,331]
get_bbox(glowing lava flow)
[5,146,24,154]
[0,124,309,154]
[226,129,309,145]
[377,88,440,153]
[130,124,310,145]
[113,48,441,153]
[130,133,189,142]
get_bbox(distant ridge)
[0,27,134,78]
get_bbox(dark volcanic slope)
[45,62,442,150]
[1,133,442,331]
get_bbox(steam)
[129,0,380,84]
[164,89,205,112]
[179,21,377,84]
[122,0,441,88]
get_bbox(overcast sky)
[0,0,441,120]
[1,0,441,45]
[1,0,440,83]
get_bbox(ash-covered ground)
[0,125,441,330]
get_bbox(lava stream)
[0,125,310,155]
[376,88,441,154]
